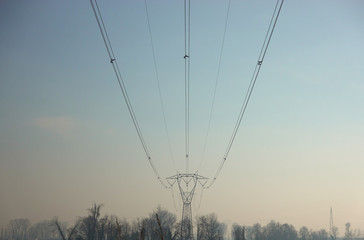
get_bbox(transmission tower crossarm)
[167,172,207,240]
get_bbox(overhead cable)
[184,0,191,173]
[195,187,204,214]
[90,0,169,188]
[144,0,176,171]
[205,0,285,189]
[198,0,232,171]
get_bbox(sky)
[1,0,364,235]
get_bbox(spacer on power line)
[258,60,263,65]
[110,58,116,63]
[184,55,189,59]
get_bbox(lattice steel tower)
[330,207,335,240]
[167,173,208,240]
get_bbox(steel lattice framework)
[90,1,285,239]
[330,207,335,240]
[167,173,208,240]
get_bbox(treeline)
[0,204,362,240]
[235,221,363,240]
[0,204,225,240]
[0,204,176,240]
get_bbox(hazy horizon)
[1,0,363,234]
[0,203,361,238]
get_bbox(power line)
[90,0,169,188]
[195,186,204,215]
[184,0,191,173]
[144,0,176,171]
[205,0,285,189]
[198,0,232,171]
[171,186,179,212]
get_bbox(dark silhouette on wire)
[184,0,191,174]
[89,0,169,188]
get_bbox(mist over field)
[1,0,364,239]
[1,204,363,240]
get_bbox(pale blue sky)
[1,0,364,234]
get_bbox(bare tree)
[280,223,298,240]
[78,203,103,240]
[115,217,131,240]
[261,221,297,240]
[196,213,226,240]
[54,218,78,240]
[140,220,146,240]
[0,227,9,240]
[317,229,328,240]
[232,224,246,240]
[299,226,309,240]
[331,226,339,240]
[8,219,31,240]
[28,220,58,240]
[130,219,145,240]
[173,219,192,240]
[153,206,176,240]
[309,229,328,240]
[142,207,176,240]
[248,223,263,240]
[344,223,353,240]
[244,221,299,240]
[155,214,164,240]
[96,214,122,240]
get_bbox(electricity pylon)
[330,207,335,240]
[167,173,208,240]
